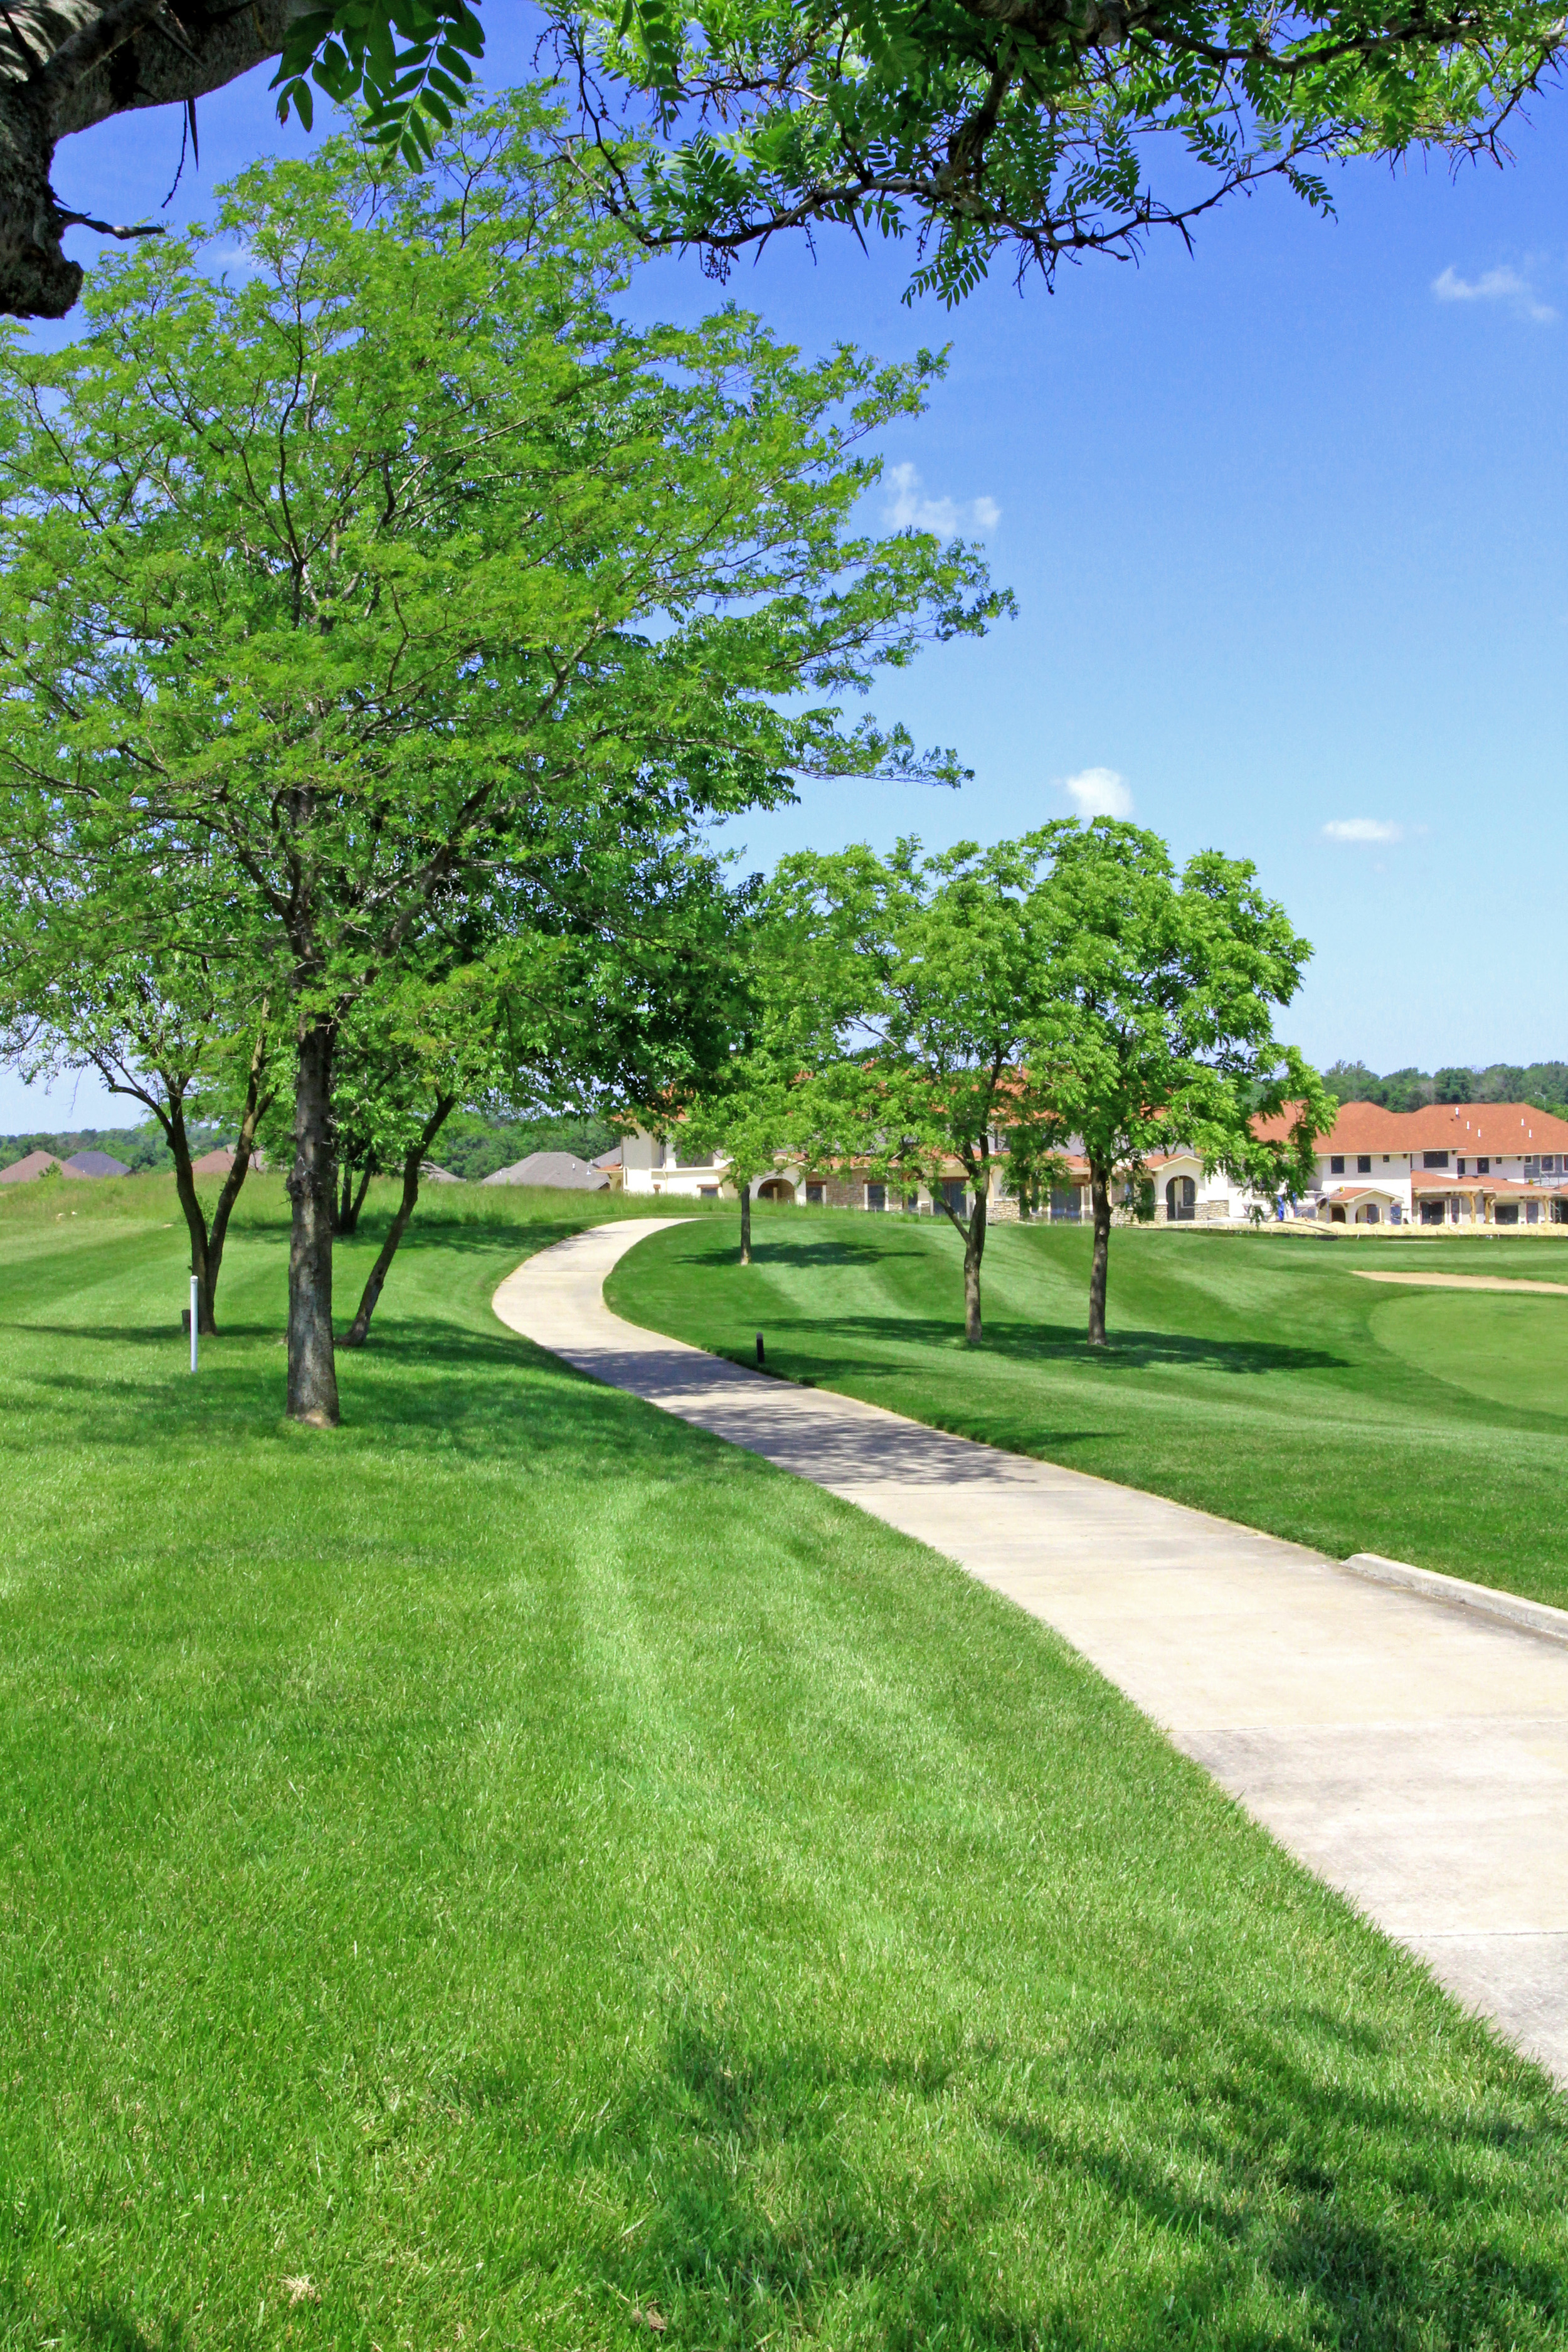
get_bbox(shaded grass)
[607,1211,1568,1608]
[3,1187,1568,2347]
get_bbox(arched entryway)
[1165,1176,1196,1222]
[755,1177,796,1203]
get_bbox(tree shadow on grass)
[752,1314,1349,1379]
[0,1313,771,1483]
[565,1998,1568,2349]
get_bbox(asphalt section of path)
[494,1219,1568,2088]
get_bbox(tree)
[1433,1064,1477,1103]
[1321,1058,1382,1106]
[0,107,999,1424]
[11,0,1562,326]
[674,948,829,1264]
[334,876,751,1342]
[0,861,277,1332]
[561,0,1565,304]
[765,837,1073,1343]
[1024,820,1330,1346]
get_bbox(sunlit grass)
[3,1184,1567,2348]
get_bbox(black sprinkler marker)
[756,1332,766,1366]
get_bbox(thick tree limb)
[0,0,308,317]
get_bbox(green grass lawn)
[6,1177,1568,2349]
[607,1210,1568,1611]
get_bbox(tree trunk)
[286,1017,340,1426]
[203,1017,270,1322]
[1088,1165,1113,1347]
[739,1179,751,1266]
[963,1187,987,1345]
[164,1084,216,1335]
[335,1158,373,1236]
[342,1094,456,1350]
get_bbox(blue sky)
[12,33,1565,1128]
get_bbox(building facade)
[619,1102,1568,1232]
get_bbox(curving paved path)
[494,1219,1568,2086]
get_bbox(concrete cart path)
[494,1219,1568,2087]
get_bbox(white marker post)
[190,1274,199,1374]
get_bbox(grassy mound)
[608,1211,1568,1609]
[3,1185,1567,2346]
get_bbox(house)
[482,1151,608,1192]
[0,1149,61,1184]
[618,1101,1568,1233]
[620,1124,1230,1222]
[61,1151,129,1178]
[1257,1101,1568,1230]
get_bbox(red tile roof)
[1409,1172,1568,1197]
[1254,1101,1568,1154]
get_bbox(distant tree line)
[1323,1061,1568,1114]
[0,1111,618,1182]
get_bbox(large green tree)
[0,106,999,1424]
[1026,818,1330,1344]
[560,0,1565,302]
[764,837,1071,1344]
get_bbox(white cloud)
[1064,766,1134,819]
[1322,817,1403,844]
[884,462,1000,536]
[1431,264,1556,325]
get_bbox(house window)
[1421,1199,1444,1226]
[1389,1202,1402,1224]
[1457,1158,1466,1175]
[1478,1157,1490,1174]
[1330,1205,1346,1224]
[866,1182,886,1212]
[1357,1154,1372,1175]
[1330,1155,1345,1175]
[1423,1151,1450,1168]
[1449,1195,1461,1222]
[699,1185,719,1198]
[905,1194,921,1214]
[1495,1202,1519,1226]
[1527,1200,1540,1225]
[940,1177,967,1217]
[806,1182,825,1206]
[1050,1186,1081,1223]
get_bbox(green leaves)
[553,0,1565,300]
[0,106,1000,1148]
[273,0,485,166]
